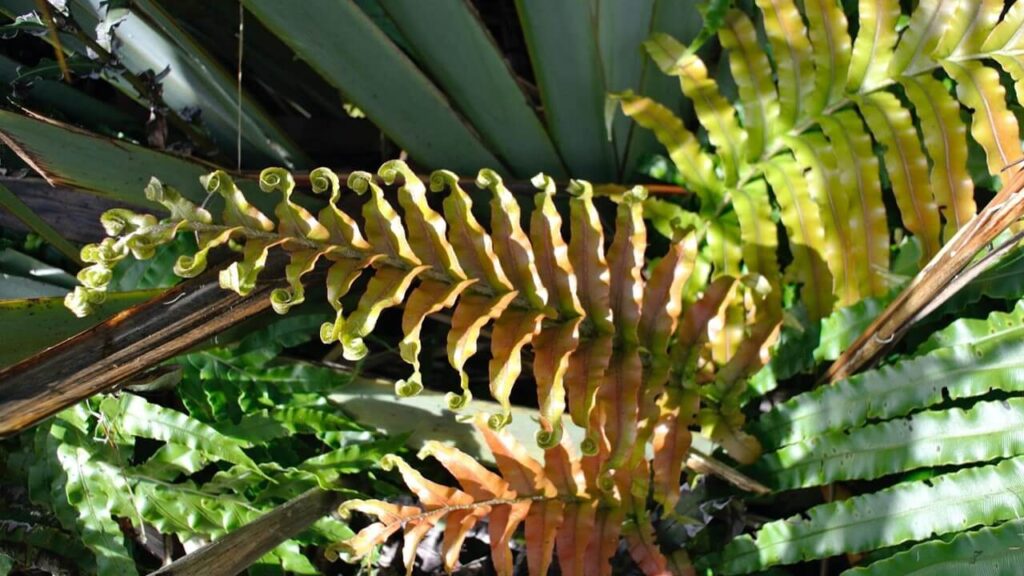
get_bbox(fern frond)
[71,161,777,476]
[857,91,942,260]
[624,0,1024,327]
[645,33,748,185]
[900,74,976,239]
[755,0,815,127]
[889,0,959,77]
[332,416,673,576]
[614,92,719,199]
[819,111,889,298]
[730,181,780,282]
[713,456,1024,574]
[845,518,1024,575]
[804,0,852,111]
[757,396,1024,489]
[785,134,859,305]
[754,301,1024,449]
[943,61,1023,177]
[718,10,779,161]
[762,156,833,318]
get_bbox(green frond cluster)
[11,326,384,575]
[624,0,1024,320]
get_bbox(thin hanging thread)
[236,1,244,172]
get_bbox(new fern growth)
[68,159,779,575]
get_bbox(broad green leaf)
[757,397,1024,489]
[65,0,305,166]
[0,110,270,213]
[298,437,406,476]
[271,540,318,575]
[131,443,208,482]
[243,0,503,174]
[133,481,260,537]
[0,53,138,136]
[109,235,194,292]
[598,0,656,170]
[0,181,80,262]
[377,1,564,178]
[714,456,1024,574]
[755,310,1024,449]
[812,297,885,362]
[621,0,704,178]
[0,248,77,299]
[845,519,1024,575]
[514,0,616,180]
[941,247,1024,311]
[0,521,90,569]
[52,422,138,576]
[915,299,1024,356]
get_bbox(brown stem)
[0,256,295,437]
[34,0,70,83]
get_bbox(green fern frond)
[712,456,1024,574]
[844,518,1024,575]
[754,301,1024,449]
[622,0,1024,321]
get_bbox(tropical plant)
[619,0,1024,312]
[3,0,1024,574]
[68,158,777,572]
